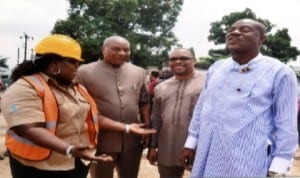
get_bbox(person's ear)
[49,60,59,68]
[259,36,266,46]
[192,59,197,66]
[101,46,105,54]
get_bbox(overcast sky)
[1,0,300,68]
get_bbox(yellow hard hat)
[34,34,84,62]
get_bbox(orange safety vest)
[5,74,99,161]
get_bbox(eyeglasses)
[169,56,193,62]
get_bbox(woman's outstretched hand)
[70,145,113,163]
[129,123,156,135]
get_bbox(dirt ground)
[0,114,190,178]
[0,114,300,177]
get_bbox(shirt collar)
[230,53,263,73]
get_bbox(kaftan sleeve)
[149,91,162,148]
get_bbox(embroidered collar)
[231,53,263,73]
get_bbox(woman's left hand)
[71,145,113,162]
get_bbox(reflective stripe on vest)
[5,74,99,161]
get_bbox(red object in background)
[148,78,159,95]
[0,78,3,91]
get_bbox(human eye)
[123,48,130,53]
[111,47,121,52]
[227,27,235,33]
[240,26,253,33]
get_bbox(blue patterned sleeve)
[269,67,299,173]
[184,64,215,149]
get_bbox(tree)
[262,28,299,63]
[206,8,299,64]
[0,56,10,89]
[52,0,183,67]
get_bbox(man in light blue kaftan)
[179,19,298,177]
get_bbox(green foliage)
[207,8,299,64]
[52,0,183,67]
[261,28,299,63]
[196,56,214,69]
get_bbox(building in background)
[0,67,11,90]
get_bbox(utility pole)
[20,33,33,61]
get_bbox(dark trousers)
[90,147,143,178]
[158,164,184,178]
[9,154,89,178]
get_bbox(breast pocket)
[56,93,90,122]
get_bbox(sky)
[1,0,300,68]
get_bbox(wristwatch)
[65,145,74,159]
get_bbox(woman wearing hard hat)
[0,34,155,178]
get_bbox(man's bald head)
[102,36,130,48]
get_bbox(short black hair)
[151,71,159,78]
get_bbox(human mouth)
[227,37,239,43]
[227,35,242,43]
[174,65,185,71]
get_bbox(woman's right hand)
[70,145,113,162]
[129,123,156,135]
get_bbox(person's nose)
[230,28,241,35]
[226,29,240,39]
